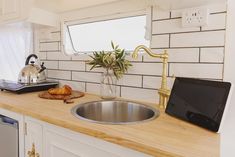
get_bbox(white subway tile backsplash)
[86,64,105,72]
[171,31,225,48]
[59,61,85,71]
[200,47,224,63]
[40,42,59,51]
[86,83,120,96]
[72,72,101,83]
[152,8,170,20]
[59,80,85,91]
[202,13,226,31]
[47,52,71,60]
[43,61,58,69]
[39,32,61,42]
[143,76,162,89]
[170,10,182,18]
[38,52,47,60]
[208,3,227,13]
[51,32,61,41]
[47,70,71,80]
[121,87,158,103]
[151,34,169,48]
[128,63,165,76]
[169,63,223,79]
[36,4,226,104]
[152,19,199,34]
[117,75,142,87]
[144,48,199,63]
[72,54,92,61]
[86,83,100,95]
[143,76,174,89]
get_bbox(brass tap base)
[158,88,170,109]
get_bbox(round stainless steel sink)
[71,100,159,124]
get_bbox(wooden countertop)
[0,91,219,157]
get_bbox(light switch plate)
[182,7,209,28]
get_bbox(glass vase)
[100,69,117,100]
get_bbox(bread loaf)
[48,85,72,95]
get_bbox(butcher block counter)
[0,91,219,157]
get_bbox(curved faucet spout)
[132,45,170,109]
[132,45,168,59]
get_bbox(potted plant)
[87,42,132,99]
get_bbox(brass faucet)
[132,45,170,109]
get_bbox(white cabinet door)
[25,117,43,157]
[43,123,151,157]
[0,0,20,21]
[44,128,120,157]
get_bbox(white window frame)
[61,7,152,55]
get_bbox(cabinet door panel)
[25,118,43,157]
[1,0,20,20]
[44,129,119,157]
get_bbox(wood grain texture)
[0,91,219,157]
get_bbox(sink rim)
[71,100,160,125]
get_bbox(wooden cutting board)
[39,91,85,100]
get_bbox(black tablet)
[165,77,232,132]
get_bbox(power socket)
[182,7,208,28]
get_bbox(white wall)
[221,0,235,156]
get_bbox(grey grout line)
[39,40,61,43]
[39,50,60,52]
[141,75,144,88]
[168,62,224,64]
[168,63,170,77]
[152,17,181,22]
[199,48,201,63]
[151,46,225,50]
[152,29,226,36]
[169,34,171,48]
[210,11,227,15]
[152,46,225,49]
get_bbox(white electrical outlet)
[182,7,209,28]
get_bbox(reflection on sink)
[71,100,159,124]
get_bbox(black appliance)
[166,77,232,132]
[0,79,58,94]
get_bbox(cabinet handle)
[28,143,40,157]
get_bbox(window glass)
[67,15,149,53]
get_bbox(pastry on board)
[48,85,72,95]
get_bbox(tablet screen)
[165,77,231,132]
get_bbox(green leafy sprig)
[87,42,132,79]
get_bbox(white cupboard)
[0,0,20,22]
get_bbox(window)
[65,15,149,54]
